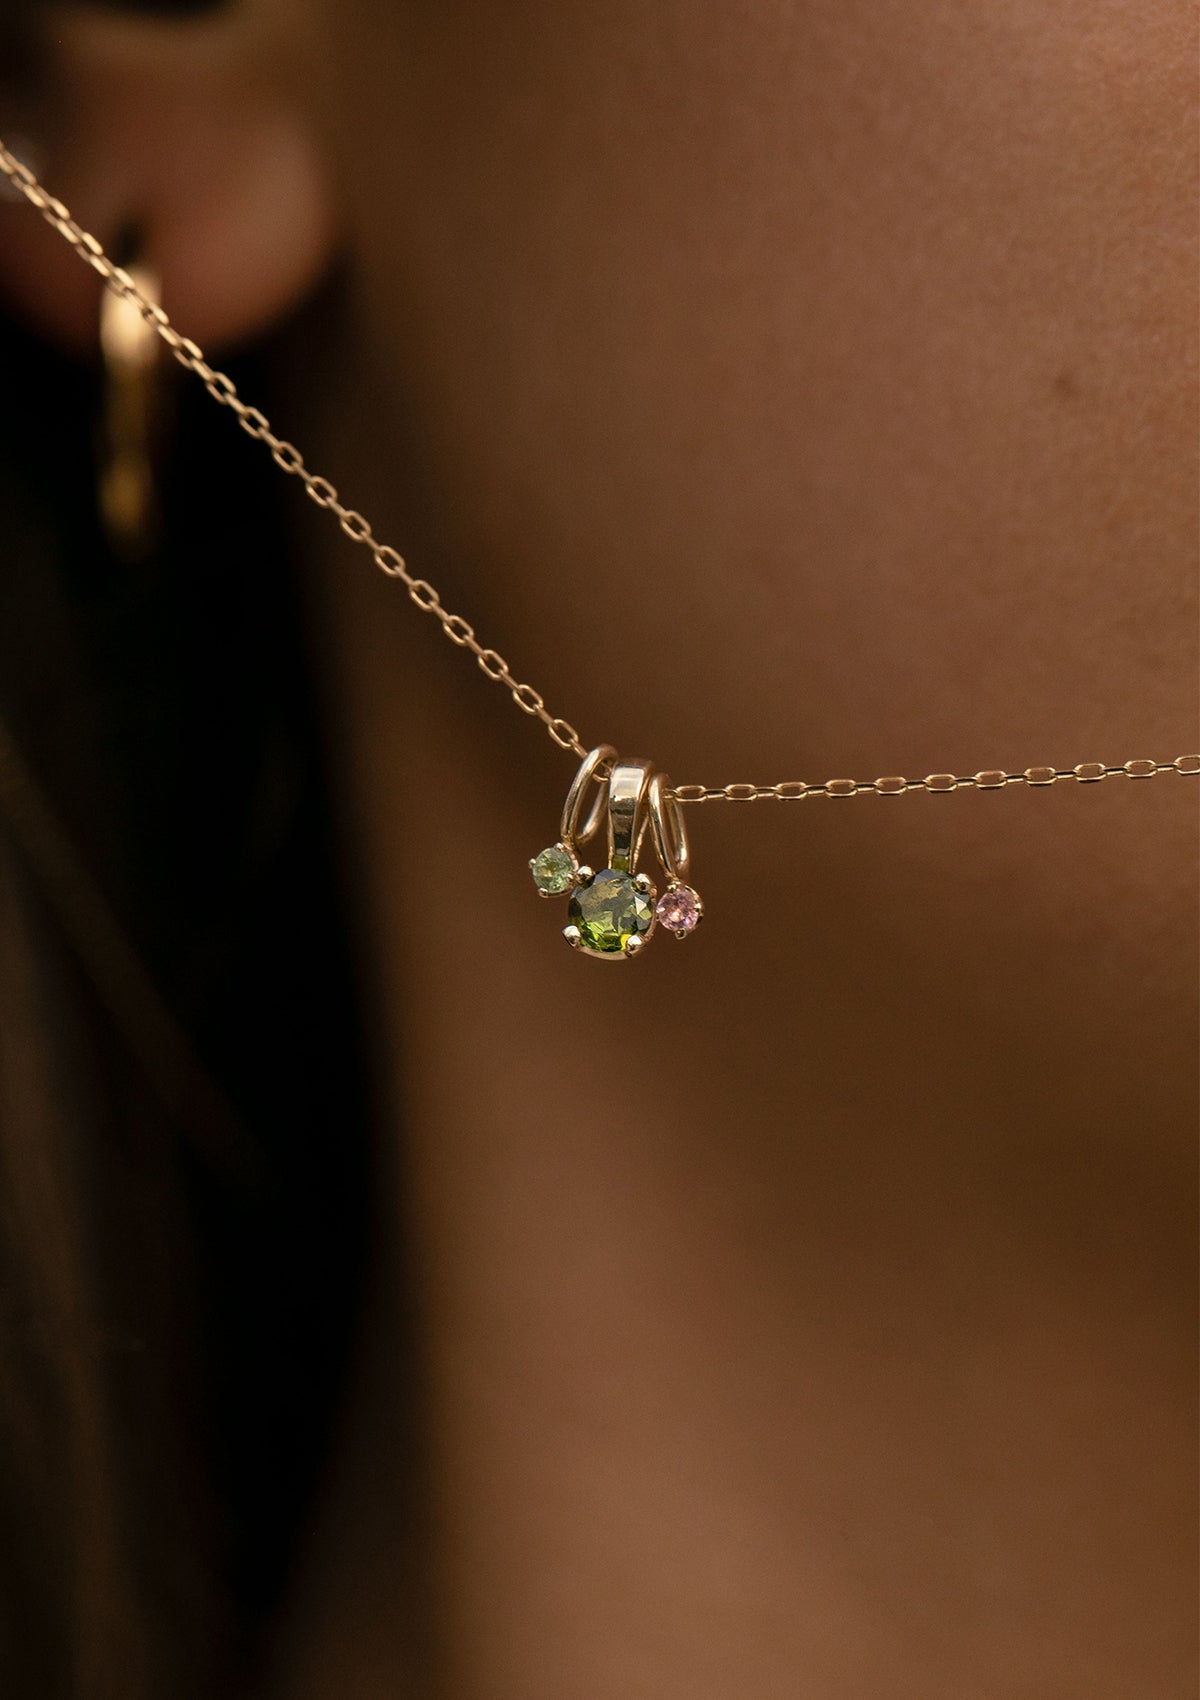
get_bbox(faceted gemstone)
[568,869,655,955]
[531,842,576,895]
[655,883,701,935]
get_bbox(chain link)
[2,138,1196,806]
[672,755,1200,803]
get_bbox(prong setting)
[535,753,682,959]
[530,841,578,896]
[654,881,703,940]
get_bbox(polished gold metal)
[0,138,1196,814]
[560,744,614,852]
[648,773,690,884]
[605,759,654,876]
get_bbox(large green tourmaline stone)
[568,869,655,955]
[531,843,576,895]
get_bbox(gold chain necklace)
[2,138,1195,961]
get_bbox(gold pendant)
[529,747,704,959]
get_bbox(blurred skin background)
[0,2,1196,1697]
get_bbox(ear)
[0,3,336,354]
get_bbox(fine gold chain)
[2,138,1196,806]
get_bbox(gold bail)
[605,759,653,874]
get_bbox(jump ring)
[560,744,616,850]
[648,772,690,883]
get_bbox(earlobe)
[0,6,337,354]
[125,102,337,352]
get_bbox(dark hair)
[0,290,374,1694]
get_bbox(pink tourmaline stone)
[655,884,701,935]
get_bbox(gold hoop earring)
[98,242,163,560]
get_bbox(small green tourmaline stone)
[531,843,576,895]
[568,869,654,955]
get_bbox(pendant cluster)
[530,748,703,960]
